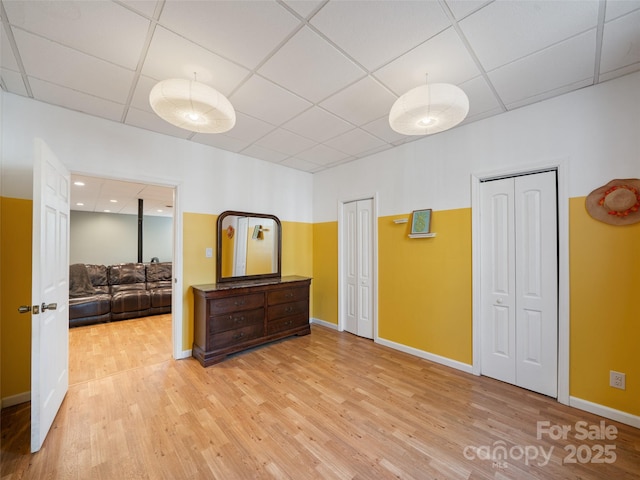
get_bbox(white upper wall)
[313,71,640,222]
[0,94,314,223]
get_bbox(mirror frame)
[216,210,282,284]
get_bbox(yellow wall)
[1,197,32,400]
[569,197,640,416]
[312,222,338,325]
[246,225,275,275]
[378,209,473,364]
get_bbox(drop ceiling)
[1,0,639,174]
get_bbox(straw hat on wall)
[585,179,640,225]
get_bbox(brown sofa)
[69,262,172,327]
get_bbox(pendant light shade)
[389,83,469,136]
[149,78,236,134]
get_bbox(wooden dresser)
[192,276,311,366]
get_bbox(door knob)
[41,302,58,311]
[18,305,31,314]
[496,298,503,304]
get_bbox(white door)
[31,139,70,452]
[342,199,373,339]
[480,171,558,397]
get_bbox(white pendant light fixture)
[149,75,236,134]
[389,75,469,136]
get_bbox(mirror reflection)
[217,211,281,283]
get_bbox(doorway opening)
[68,174,182,373]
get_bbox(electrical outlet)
[610,371,626,390]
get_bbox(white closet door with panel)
[342,199,373,339]
[480,171,558,397]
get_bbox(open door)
[31,139,70,452]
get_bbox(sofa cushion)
[146,262,172,282]
[111,290,150,314]
[69,294,111,319]
[149,287,172,308]
[86,264,109,294]
[109,263,146,285]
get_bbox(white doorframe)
[69,170,186,360]
[337,193,379,340]
[471,159,570,405]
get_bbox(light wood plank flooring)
[2,316,639,479]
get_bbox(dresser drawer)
[211,308,264,333]
[268,300,308,321]
[266,314,309,335]
[210,324,263,349]
[209,293,263,315]
[267,287,308,306]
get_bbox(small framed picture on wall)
[410,209,432,235]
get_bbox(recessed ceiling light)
[76,202,84,206]
[103,209,111,213]
[74,181,85,186]
[110,199,117,203]
[157,209,163,213]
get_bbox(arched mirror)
[216,210,282,284]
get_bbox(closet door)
[342,199,373,339]
[480,171,558,397]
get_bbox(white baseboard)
[2,391,31,409]
[310,318,339,330]
[375,337,474,374]
[175,349,192,360]
[570,396,640,429]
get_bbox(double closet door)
[342,199,374,339]
[480,171,558,397]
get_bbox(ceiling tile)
[605,0,640,21]
[324,128,387,156]
[13,29,134,103]
[3,0,149,69]
[444,0,493,20]
[310,0,450,71]
[142,26,249,95]
[224,112,276,143]
[600,9,640,75]
[294,143,352,165]
[230,74,312,125]
[360,116,407,144]
[373,26,481,97]
[1,24,19,71]
[1,68,28,95]
[29,77,125,122]
[118,1,160,19]
[488,30,596,107]
[320,76,397,126]
[504,79,593,111]
[258,26,366,103]
[125,107,192,139]
[459,0,599,71]
[279,157,321,172]
[255,128,316,156]
[282,0,324,19]
[130,75,156,113]
[281,107,353,142]
[458,75,503,119]
[240,144,290,164]
[191,132,251,153]
[159,1,300,70]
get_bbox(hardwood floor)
[2,316,640,479]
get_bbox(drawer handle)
[232,315,245,323]
[233,332,245,340]
[284,320,292,326]
[284,306,293,313]
[284,292,294,298]
[234,299,246,306]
